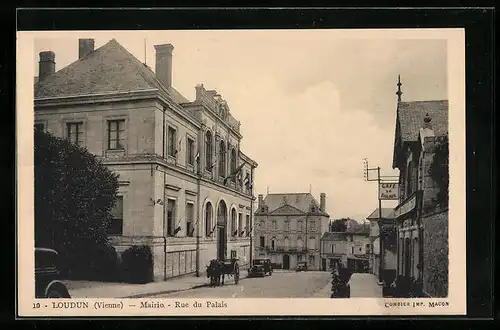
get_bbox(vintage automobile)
[35,248,71,298]
[248,258,273,277]
[296,261,308,272]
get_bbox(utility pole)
[363,158,398,284]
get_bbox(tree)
[34,130,119,279]
[429,136,449,207]
[330,219,347,232]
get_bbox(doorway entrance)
[283,254,290,269]
[216,200,228,261]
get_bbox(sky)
[33,30,448,222]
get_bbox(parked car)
[35,248,71,298]
[248,258,273,277]
[296,261,308,272]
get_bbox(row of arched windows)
[204,130,238,179]
[203,201,248,238]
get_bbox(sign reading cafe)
[379,182,399,200]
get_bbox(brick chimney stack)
[154,44,174,89]
[38,51,55,81]
[320,193,326,212]
[79,39,95,59]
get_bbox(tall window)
[331,243,335,254]
[284,237,290,249]
[238,213,243,236]
[205,202,213,237]
[231,209,237,236]
[186,203,194,237]
[230,149,237,182]
[108,196,123,235]
[406,161,414,197]
[205,131,213,170]
[108,120,125,150]
[297,220,303,232]
[166,199,176,236]
[308,237,316,250]
[167,126,177,157]
[259,236,265,248]
[297,237,303,249]
[187,138,195,165]
[245,215,250,236]
[284,220,290,232]
[271,238,276,250]
[219,141,226,177]
[67,122,84,146]
[309,220,316,231]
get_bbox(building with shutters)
[366,208,396,278]
[34,38,258,282]
[253,193,330,270]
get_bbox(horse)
[206,259,223,287]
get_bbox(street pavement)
[348,273,382,297]
[149,271,332,298]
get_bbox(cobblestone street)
[149,271,332,298]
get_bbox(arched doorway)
[283,254,290,270]
[216,200,228,261]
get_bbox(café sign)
[379,182,399,200]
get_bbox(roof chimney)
[79,39,95,59]
[38,51,55,81]
[258,194,264,206]
[320,193,326,212]
[154,44,174,89]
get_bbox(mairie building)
[34,38,258,281]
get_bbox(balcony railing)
[261,246,308,254]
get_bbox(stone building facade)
[391,79,448,297]
[34,38,257,281]
[320,224,370,272]
[253,193,330,270]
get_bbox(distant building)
[320,224,370,272]
[253,193,330,270]
[391,77,449,297]
[366,208,396,278]
[34,38,258,282]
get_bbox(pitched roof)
[263,193,324,214]
[321,232,347,241]
[34,39,191,106]
[397,100,449,142]
[366,208,395,220]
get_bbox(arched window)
[205,202,213,237]
[205,131,213,171]
[271,237,276,250]
[219,141,226,177]
[230,148,237,182]
[231,208,237,236]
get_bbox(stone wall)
[422,208,448,297]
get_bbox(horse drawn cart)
[207,258,240,287]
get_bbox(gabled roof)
[366,208,395,220]
[34,39,190,106]
[347,225,370,235]
[263,193,326,215]
[393,100,448,167]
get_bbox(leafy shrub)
[121,245,154,284]
[34,130,119,279]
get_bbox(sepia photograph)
[17,28,465,316]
